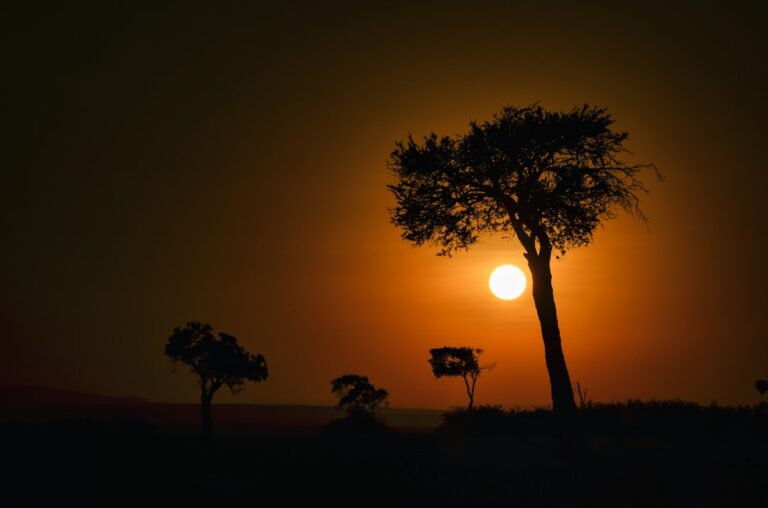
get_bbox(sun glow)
[489,265,527,300]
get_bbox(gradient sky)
[3,1,767,408]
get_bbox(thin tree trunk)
[201,390,213,442]
[528,256,577,414]
[463,375,474,411]
[469,375,477,411]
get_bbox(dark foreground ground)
[3,401,768,506]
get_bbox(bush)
[440,405,511,437]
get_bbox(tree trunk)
[463,375,474,411]
[527,256,577,414]
[201,390,213,442]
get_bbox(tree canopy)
[165,321,268,396]
[331,374,389,415]
[388,104,657,260]
[429,347,484,378]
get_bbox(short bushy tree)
[429,347,493,410]
[165,321,268,441]
[331,374,389,416]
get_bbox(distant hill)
[0,385,151,406]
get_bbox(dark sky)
[2,1,767,407]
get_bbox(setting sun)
[489,265,527,300]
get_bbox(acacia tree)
[165,321,268,441]
[429,347,493,410]
[331,374,389,416]
[389,104,657,414]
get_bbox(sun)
[489,265,527,300]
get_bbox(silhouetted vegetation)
[428,347,494,410]
[164,321,267,441]
[438,400,768,440]
[331,374,389,416]
[576,381,592,410]
[440,404,512,436]
[4,400,768,505]
[389,104,659,414]
[328,374,389,433]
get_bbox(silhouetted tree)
[389,104,658,414]
[331,374,389,416]
[756,380,768,397]
[429,347,493,410]
[164,321,268,441]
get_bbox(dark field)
[3,397,768,506]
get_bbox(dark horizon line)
[0,384,754,411]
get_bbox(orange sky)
[3,1,767,408]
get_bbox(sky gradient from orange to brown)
[3,1,767,408]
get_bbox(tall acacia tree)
[388,104,657,414]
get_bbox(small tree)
[331,374,389,417]
[429,347,494,410]
[164,321,268,441]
